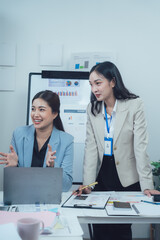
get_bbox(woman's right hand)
[46,144,56,167]
[0,145,18,167]
[73,185,92,196]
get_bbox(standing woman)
[80,62,158,240]
[0,90,73,192]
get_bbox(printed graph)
[75,60,89,70]
[56,90,78,97]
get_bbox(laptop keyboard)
[17,204,59,212]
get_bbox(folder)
[106,202,139,216]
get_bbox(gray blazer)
[83,98,154,192]
[11,125,74,192]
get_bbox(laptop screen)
[3,167,63,205]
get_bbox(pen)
[132,204,140,214]
[75,181,98,193]
[141,200,160,205]
[74,204,93,208]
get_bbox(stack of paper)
[0,223,21,240]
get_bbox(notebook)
[3,167,63,205]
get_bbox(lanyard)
[104,107,112,137]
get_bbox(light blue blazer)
[10,125,74,192]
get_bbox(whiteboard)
[27,71,90,183]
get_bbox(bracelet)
[89,185,95,190]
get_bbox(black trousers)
[93,223,132,240]
[92,155,141,240]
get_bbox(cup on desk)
[17,218,44,240]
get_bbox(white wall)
[1,0,160,238]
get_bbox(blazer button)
[113,146,117,151]
[116,161,119,165]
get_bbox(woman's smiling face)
[31,98,57,131]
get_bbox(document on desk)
[50,216,83,236]
[133,202,160,216]
[107,192,151,204]
[61,193,110,209]
[106,192,160,216]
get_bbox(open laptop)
[3,167,63,206]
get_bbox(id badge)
[104,137,113,156]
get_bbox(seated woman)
[0,90,73,192]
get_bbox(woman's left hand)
[143,189,160,197]
[46,144,56,167]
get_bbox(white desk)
[1,191,160,240]
[0,191,83,240]
[61,191,160,223]
[61,191,160,240]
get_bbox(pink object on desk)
[0,211,56,228]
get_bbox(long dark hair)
[90,61,139,115]
[32,90,64,131]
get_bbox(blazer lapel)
[23,126,35,167]
[114,100,128,144]
[94,112,105,151]
[43,127,59,167]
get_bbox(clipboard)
[61,193,110,209]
